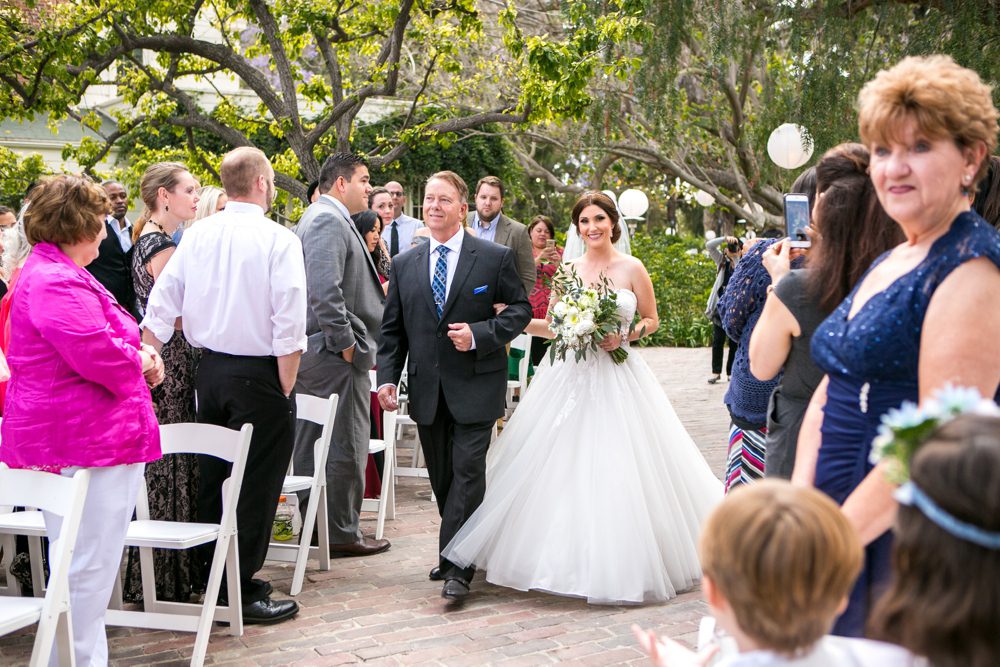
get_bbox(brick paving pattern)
[1,347,731,665]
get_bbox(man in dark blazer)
[87,180,139,321]
[377,170,531,602]
[294,153,390,557]
[466,176,535,295]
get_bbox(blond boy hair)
[700,480,862,654]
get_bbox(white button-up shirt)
[381,214,424,254]
[427,227,465,302]
[141,201,307,357]
[107,215,133,252]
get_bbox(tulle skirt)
[443,347,723,604]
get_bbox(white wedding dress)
[443,289,723,604]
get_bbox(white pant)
[43,463,144,667]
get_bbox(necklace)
[147,219,168,235]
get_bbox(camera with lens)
[726,237,744,254]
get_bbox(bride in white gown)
[442,191,723,605]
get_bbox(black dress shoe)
[441,578,470,602]
[242,596,299,625]
[429,566,443,581]
[251,579,273,597]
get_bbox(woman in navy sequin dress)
[795,55,1000,636]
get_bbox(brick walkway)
[1,347,731,666]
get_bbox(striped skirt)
[724,424,766,493]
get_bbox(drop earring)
[961,174,972,196]
[165,203,169,212]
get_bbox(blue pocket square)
[473,285,488,295]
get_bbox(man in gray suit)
[466,176,535,295]
[294,152,390,557]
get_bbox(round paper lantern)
[618,188,650,218]
[767,123,814,170]
[693,190,715,207]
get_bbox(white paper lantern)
[618,188,649,218]
[694,190,715,207]
[767,123,814,170]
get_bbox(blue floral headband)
[894,482,1000,550]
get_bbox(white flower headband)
[872,384,1000,550]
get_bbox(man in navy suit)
[377,171,531,602]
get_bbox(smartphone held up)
[783,193,811,248]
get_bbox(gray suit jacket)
[467,212,535,295]
[295,197,385,389]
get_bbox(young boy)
[634,480,916,666]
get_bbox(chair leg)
[225,538,242,637]
[28,603,64,667]
[290,482,324,596]
[108,570,124,610]
[54,608,75,667]
[317,487,330,571]
[28,535,45,597]
[192,533,238,667]
[138,545,160,612]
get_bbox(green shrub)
[631,232,715,347]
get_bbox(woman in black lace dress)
[125,162,204,602]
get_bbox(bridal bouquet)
[547,268,629,364]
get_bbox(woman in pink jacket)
[0,175,163,666]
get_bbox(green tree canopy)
[510,0,1000,229]
[0,0,642,200]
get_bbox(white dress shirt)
[107,215,133,252]
[427,227,465,302]
[471,213,500,243]
[381,214,424,254]
[141,201,308,357]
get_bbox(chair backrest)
[295,393,339,480]
[144,424,252,526]
[0,465,89,520]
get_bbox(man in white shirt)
[141,147,307,625]
[381,180,423,257]
[293,153,390,558]
[466,176,535,294]
[86,180,140,320]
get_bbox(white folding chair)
[392,365,429,480]
[505,333,533,418]
[105,422,252,667]
[0,465,90,667]
[266,393,338,596]
[361,410,397,540]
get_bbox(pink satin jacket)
[0,242,160,471]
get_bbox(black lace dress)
[124,231,203,602]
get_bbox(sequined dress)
[810,211,1000,635]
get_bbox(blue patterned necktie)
[432,245,449,319]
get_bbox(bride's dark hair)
[571,191,621,243]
